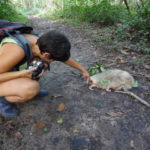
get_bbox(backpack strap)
[2,30,32,63]
[14,34,33,61]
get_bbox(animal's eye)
[88,79,93,84]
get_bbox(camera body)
[28,60,49,80]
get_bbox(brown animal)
[88,69,150,108]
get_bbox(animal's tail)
[115,90,150,108]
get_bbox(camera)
[28,60,50,80]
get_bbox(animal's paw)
[89,86,94,90]
[106,88,111,92]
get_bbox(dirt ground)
[0,16,150,150]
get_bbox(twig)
[105,63,116,67]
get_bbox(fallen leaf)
[43,127,48,132]
[120,50,128,55]
[116,23,123,26]
[73,129,80,133]
[35,123,46,128]
[143,64,150,69]
[132,56,137,59]
[130,140,135,148]
[122,121,129,125]
[56,103,65,112]
[51,95,63,99]
[132,81,139,87]
[110,120,117,126]
[106,111,122,117]
[57,119,63,124]
[99,79,109,84]
[13,131,23,139]
[119,59,125,63]
[100,66,106,72]
[96,101,102,106]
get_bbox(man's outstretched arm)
[64,58,90,79]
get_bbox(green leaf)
[43,127,48,132]
[57,119,63,124]
[99,79,109,84]
[132,81,139,87]
[88,69,92,74]
[122,121,129,125]
[100,66,106,72]
[73,129,80,133]
[96,101,102,105]
[91,69,96,75]
[94,63,100,68]
[95,69,100,73]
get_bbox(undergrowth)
[0,0,28,23]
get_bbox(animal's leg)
[106,87,111,92]
[115,86,122,91]
[89,85,98,90]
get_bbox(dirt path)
[0,16,150,150]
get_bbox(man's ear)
[42,52,50,58]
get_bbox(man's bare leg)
[0,78,40,102]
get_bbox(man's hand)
[82,71,90,79]
[19,68,37,79]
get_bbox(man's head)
[37,30,71,62]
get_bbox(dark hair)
[37,30,71,62]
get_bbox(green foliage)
[0,0,16,20]
[116,4,150,38]
[51,0,127,25]
[59,5,84,20]
[132,81,139,88]
[126,6,150,36]
[88,63,106,75]
[81,0,127,25]
[0,0,27,22]
[11,0,150,44]
[99,79,109,84]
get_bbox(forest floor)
[0,16,150,150]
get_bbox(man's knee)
[22,80,40,99]
[5,81,40,103]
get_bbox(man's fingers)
[28,67,36,72]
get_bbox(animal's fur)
[89,69,134,91]
[88,69,150,108]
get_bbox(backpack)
[0,20,35,70]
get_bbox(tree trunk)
[123,0,130,13]
[139,0,144,7]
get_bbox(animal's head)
[87,77,94,85]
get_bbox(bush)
[0,0,16,20]
[130,5,150,38]
[0,0,27,23]
[116,4,150,41]
[53,0,127,26]
[60,5,84,20]
[81,0,127,25]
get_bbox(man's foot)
[0,97,20,117]
[38,89,49,97]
